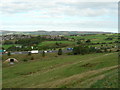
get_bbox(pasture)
[66,34,118,43]
[2,52,119,88]
[38,41,75,47]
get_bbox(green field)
[2,52,119,88]
[65,34,118,43]
[2,44,20,49]
[38,41,75,47]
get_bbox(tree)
[73,46,80,55]
[4,40,14,45]
[105,37,113,40]
[104,48,108,52]
[77,40,82,44]
[23,59,28,62]
[73,45,88,55]
[73,45,97,55]
[109,49,112,52]
[42,51,45,57]
[56,42,59,46]
[86,39,91,43]
[89,47,96,53]
[58,49,62,55]
[7,51,11,56]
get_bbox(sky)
[0,0,119,32]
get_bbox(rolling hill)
[0,30,112,35]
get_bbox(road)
[2,49,72,55]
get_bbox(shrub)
[73,45,89,55]
[7,52,11,56]
[96,49,102,53]
[23,59,28,62]
[109,49,112,52]
[58,49,62,55]
[86,39,91,43]
[31,57,34,60]
[42,51,45,57]
[104,48,108,52]
[105,37,113,40]
[67,52,73,55]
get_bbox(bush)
[109,49,112,52]
[73,44,105,55]
[42,51,45,57]
[86,39,91,43]
[116,49,120,52]
[96,49,102,53]
[23,59,28,62]
[4,40,14,45]
[7,52,11,56]
[31,57,34,60]
[105,37,113,40]
[104,48,108,52]
[73,45,89,55]
[67,52,73,55]
[58,49,62,55]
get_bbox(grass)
[91,69,118,88]
[38,41,75,47]
[2,45,13,49]
[2,44,21,49]
[2,33,119,88]
[65,34,118,43]
[2,52,118,88]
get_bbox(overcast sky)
[0,0,118,32]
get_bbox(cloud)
[0,0,118,32]
[0,0,117,17]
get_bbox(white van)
[30,50,39,54]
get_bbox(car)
[67,48,73,50]
[48,51,53,53]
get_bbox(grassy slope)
[3,52,118,88]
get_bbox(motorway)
[1,49,72,55]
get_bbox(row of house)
[1,34,75,42]
[2,34,32,41]
[40,35,68,40]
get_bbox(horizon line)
[0,30,117,33]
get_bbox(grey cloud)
[56,2,117,9]
[0,1,117,17]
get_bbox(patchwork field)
[2,52,119,88]
[2,33,118,51]
[65,34,118,43]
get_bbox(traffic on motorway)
[1,48,73,55]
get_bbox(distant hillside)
[0,30,112,35]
